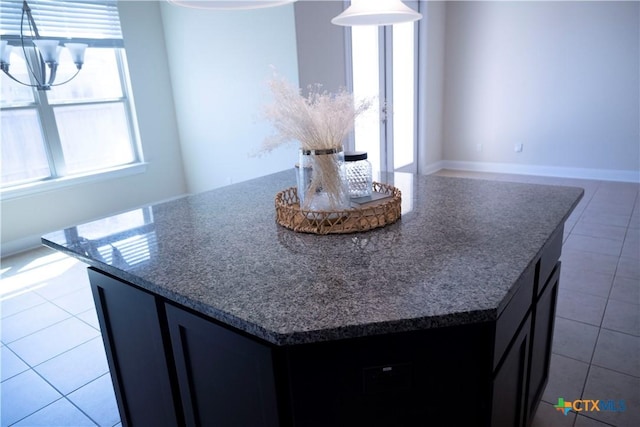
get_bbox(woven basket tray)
[275,182,401,234]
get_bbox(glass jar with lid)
[344,151,372,198]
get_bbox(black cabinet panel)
[286,324,493,427]
[494,264,535,370]
[527,263,561,423]
[492,315,531,427]
[165,304,280,427]
[88,268,180,427]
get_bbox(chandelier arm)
[50,68,80,87]
[1,68,40,87]
[22,1,41,38]
[20,6,46,88]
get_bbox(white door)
[348,4,418,175]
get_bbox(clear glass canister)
[344,151,372,198]
[297,148,350,211]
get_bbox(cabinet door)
[492,314,531,427]
[165,304,279,427]
[527,262,561,423]
[88,268,180,427]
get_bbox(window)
[0,0,142,194]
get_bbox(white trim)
[418,160,446,176]
[432,160,640,183]
[1,235,45,258]
[1,162,148,201]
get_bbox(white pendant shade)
[33,39,60,63]
[65,43,88,67]
[332,0,422,26]
[166,0,296,10]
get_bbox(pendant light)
[332,0,422,26]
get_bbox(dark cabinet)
[490,227,563,427]
[283,322,492,427]
[527,263,561,423]
[89,267,280,427]
[165,304,280,427]
[492,314,532,427]
[86,226,564,427]
[88,269,180,427]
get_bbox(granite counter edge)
[42,236,496,346]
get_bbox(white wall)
[160,2,299,194]
[442,1,640,180]
[417,0,446,174]
[294,0,347,93]
[1,1,187,255]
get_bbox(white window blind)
[0,0,123,47]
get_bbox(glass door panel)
[350,17,417,175]
[392,21,416,172]
[351,25,382,176]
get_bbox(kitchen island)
[42,170,583,427]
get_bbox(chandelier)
[0,0,88,91]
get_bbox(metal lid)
[300,148,340,155]
[344,151,368,161]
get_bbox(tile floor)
[1,248,120,427]
[0,170,638,427]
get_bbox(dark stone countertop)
[42,170,583,346]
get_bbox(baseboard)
[418,160,447,176]
[1,235,44,258]
[432,161,640,183]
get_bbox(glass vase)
[297,148,350,212]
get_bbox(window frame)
[1,46,146,200]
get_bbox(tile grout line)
[7,378,102,427]
[3,334,108,426]
[1,314,74,347]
